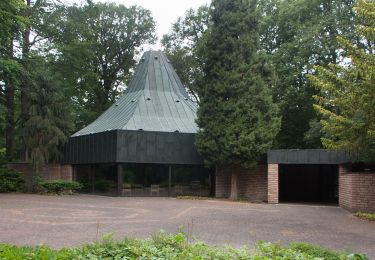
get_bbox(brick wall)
[7,163,73,191]
[339,165,375,213]
[267,164,279,204]
[216,165,268,201]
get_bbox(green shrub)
[0,233,368,259]
[40,180,81,194]
[354,212,375,221]
[0,148,25,193]
[0,168,25,193]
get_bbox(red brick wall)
[339,165,375,213]
[7,163,72,191]
[267,164,279,204]
[216,165,268,201]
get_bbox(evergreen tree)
[195,0,280,199]
[309,0,375,162]
[23,62,73,172]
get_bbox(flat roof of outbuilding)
[267,149,351,165]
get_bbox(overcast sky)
[63,0,211,49]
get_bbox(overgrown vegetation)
[0,148,24,193]
[0,168,24,193]
[0,232,368,259]
[355,212,375,221]
[39,180,81,195]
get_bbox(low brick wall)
[7,163,73,191]
[216,165,267,201]
[339,165,375,213]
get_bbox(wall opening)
[279,164,338,204]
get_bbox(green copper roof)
[73,50,198,137]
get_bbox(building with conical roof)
[63,50,212,196]
[57,51,375,212]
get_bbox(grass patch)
[0,232,368,259]
[354,212,375,221]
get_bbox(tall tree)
[309,0,375,162]
[50,2,156,128]
[18,0,52,160]
[0,0,26,156]
[259,0,357,149]
[195,0,280,199]
[162,5,210,102]
[23,61,72,172]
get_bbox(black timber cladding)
[116,130,202,164]
[63,131,117,164]
[267,149,351,165]
[62,130,203,165]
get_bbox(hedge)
[39,180,82,194]
[0,233,368,259]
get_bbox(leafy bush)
[40,180,81,194]
[0,149,25,192]
[0,232,368,259]
[0,168,25,193]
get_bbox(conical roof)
[73,50,198,137]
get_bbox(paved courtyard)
[0,194,374,258]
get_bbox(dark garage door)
[279,164,338,204]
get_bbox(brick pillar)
[268,164,279,203]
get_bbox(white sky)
[63,0,211,49]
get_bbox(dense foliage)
[0,168,24,193]
[0,233,367,259]
[162,5,210,102]
[0,148,24,192]
[195,0,280,170]
[309,0,375,162]
[49,2,156,126]
[162,0,359,150]
[23,63,73,172]
[260,0,357,149]
[39,180,82,194]
[0,0,155,169]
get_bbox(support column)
[168,165,172,196]
[268,164,279,203]
[72,165,76,181]
[117,164,123,197]
[90,164,95,194]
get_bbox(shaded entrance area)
[74,164,213,197]
[279,164,338,204]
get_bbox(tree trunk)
[19,0,31,161]
[5,80,15,157]
[229,171,238,200]
[5,40,15,157]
